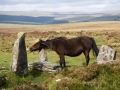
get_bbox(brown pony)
[30,36,99,67]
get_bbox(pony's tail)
[91,38,99,56]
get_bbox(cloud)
[0,0,120,12]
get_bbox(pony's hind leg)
[84,50,90,65]
[59,54,66,68]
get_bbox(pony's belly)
[65,52,83,57]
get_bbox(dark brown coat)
[30,36,99,67]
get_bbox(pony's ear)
[39,38,41,41]
[41,42,46,45]
[39,39,43,42]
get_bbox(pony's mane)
[47,37,66,41]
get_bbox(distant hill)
[0,15,68,25]
[0,11,120,25]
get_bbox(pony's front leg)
[86,57,90,65]
[59,54,66,68]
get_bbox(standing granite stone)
[11,32,28,76]
[38,49,48,62]
[97,45,116,64]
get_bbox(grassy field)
[0,21,120,90]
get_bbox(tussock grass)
[1,62,120,90]
[51,62,120,90]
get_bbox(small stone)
[56,79,61,82]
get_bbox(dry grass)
[0,21,120,33]
[0,21,120,59]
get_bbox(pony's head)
[29,39,46,52]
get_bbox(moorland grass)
[0,36,102,90]
[1,62,120,90]
[0,22,120,89]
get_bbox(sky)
[0,0,120,12]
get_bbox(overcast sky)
[0,0,120,12]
